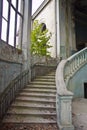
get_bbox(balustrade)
[0,70,29,120]
[56,47,87,130]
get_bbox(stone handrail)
[56,47,87,130]
[64,47,87,86]
[56,60,74,130]
[0,69,29,120]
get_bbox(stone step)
[12,101,56,108]
[26,84,56,89]
[19,92,56,98]
[20,91,56,96]
[29,81,55,85]
[7,107,56,115]
[47,73,55,76]
[17,94,56,101]
[11,106,56,111]
[1,123,58,130]
[11,104,56,110]
[37,75,55,79]
[3,114,57,123]
[2,70,57,125]
[22,88,56,93]
[34,78,55,82]
[15,97,56,104]
[16,96,56,102]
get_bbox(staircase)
[1,71,58,130]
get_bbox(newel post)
[56,92,74,130]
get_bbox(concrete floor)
[72,98,87,130]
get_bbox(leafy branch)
[31,20,52,57]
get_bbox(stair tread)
[34,79,55,82]
[16,99,56,104]
[37,75,55,79]
[12,101,56,107]
[26,84,56,89]
[16,96,56,102]
[21,90,56,94]
[2,71,57,124]
[22,88,56,92]
[7,107,56,115]
[19,92,56,97]
[3,114,57,123]
[30,81,55,85]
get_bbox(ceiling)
[74,0,87,14]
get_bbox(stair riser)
[19,92,56,96]
[6,113,56,117]
[18,94,56,99]
[34,80,55,82]
[22,90,56,94]
[16,98,56,103]
[15,99,56,104]
[35,76,55,79]
[12,102,56,107]
[26,86,56,89]
[11,106,56,110]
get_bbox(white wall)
[32,0,57,58]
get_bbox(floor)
[0,123,58,130]
[72,98,87,130]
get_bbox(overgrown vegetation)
[30,20,52,57]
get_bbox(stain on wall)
[0,40,23,63]
[0,40,23,94]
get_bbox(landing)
[72,98,87,130]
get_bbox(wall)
[59,0,76,58]
[0,0,32,94]
[68,64,87,98]
[32,0,56,58]
[0,40,23,94]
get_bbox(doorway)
[84,83,87,98]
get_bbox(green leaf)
[30,20,52,57]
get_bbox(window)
[41,23,46,32]
[0,0,24,49]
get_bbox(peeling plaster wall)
[59,0,76,58]
[0,40,23,63]
[0,40,23,94]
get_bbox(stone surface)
[72,98,87,130]
[2,71,57,125]
[0,123,59,130]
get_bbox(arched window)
[41,23,46,32]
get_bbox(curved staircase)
[1,71,58,130]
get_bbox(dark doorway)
[84,83,87,98]
[74,0,87,51]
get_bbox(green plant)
[31,20,52,57]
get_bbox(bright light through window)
[0,0,24,48]
[9,8,15,46]
[12,0,16,8]
[2,0,8,20]
[1,19,7,41]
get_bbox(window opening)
[0,0,24,49]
